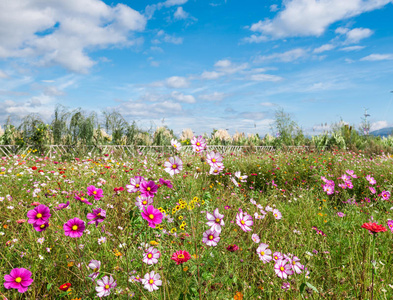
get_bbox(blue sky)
[0,0,393,137]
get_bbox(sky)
[0,0,393,137]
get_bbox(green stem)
[371,234,375,300]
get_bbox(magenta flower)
[206,208,224,233]
[202,229,220,246]
[33,222,49,232]
[140,181,158,198]
[346,170,357,178]
[366,175,376,185]
[4,268,33,293]
[54,201,70,211]
[63,218,85,238]
[74,194,93,205]
[135,195,154,210]
[141,205,163,228]
[272,251,283,262]
[369,186,376,194]
[27,204,51,226]
[87,185,103,200]
[206,151,223,168]
[273,209,282,220]
[159,178,173,189]
[235,210,253,232]
[126,176,145,193]
[387,219,393,233]
[164,156,183,176]
[274,259,293,279]
[87,208,106,227]
[337,212,346,217]
[381,191,391,201]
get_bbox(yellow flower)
[170,228,177,233]
[150,240,159,246]
[193,197,199,202]
[183,266,189,271]
[67,262,74,267]
[178,216,183,220]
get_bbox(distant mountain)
[370,127,393,137]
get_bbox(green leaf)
[306,282,319,294]
[300,282,306,293]
[47,283,52,291]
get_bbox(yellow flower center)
[208,235,213,240]
[274,256,278,260]
[172,164,177,169]
[97,213,101,216]
[280,266,284,271]
[81,197,85,201]
[36,213,42,218]
[260,251,265,256]
[136,184,139,188]
[215,218,220,223]
[212,159,216,162]
[196,142,200,146]
[178,254,185,259]
[274,214,278,217]
[149,279,154,284]
[240,220,245,225]
[147,253,153,258]
[105,284,110,289]
[93,191,97,195]
[40,224,45,228]
[94,268,98,272]
[142,201,147,205]
[149,214,154,220]
[214,169,218,173]
[147,187,151,191]
[15,277,22,283]
[72,225,78,231]
[174,144,177,147]
[292,261,296,265]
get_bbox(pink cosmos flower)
[272,209,282,220]
[281,282,290,291]
[288,256,303,274]
[141,205,163,228]
[274,259,293,279]
[387,219,393,233]
[251,234,260,243]
[140,181,158,198]
[369,186,376,194]
[234,171,248,182]
[74,194,93,205]
[27,204,51,226]
[236,211,253,232]
[202,229,220,246]
[191,136,207,152]
[171,139,182,151]
[54,201,70,211]
[4,268,34,293]
[206,208,224,233]
[87,208,106,227]
[88,260,101,280]
[87,185,103,200]
[63,218,85,238]
[143,247,161,265]
[337,212,346,217]
[346,170,357,178]
[366,175,376,185]
[126,176,145,193]
[381,191,391,201]
[33,222,49,232]
[272,252,283,262]
[206,151,223,168]
[164,156,183,176]
[135,195,154,210]
[159,178,173,189]
[171,250,191,265]
[141,271,162,292]
[96,275,117,298]
[256,243,272,264]
[209,163,224,175]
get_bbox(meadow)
[1,137,393,299]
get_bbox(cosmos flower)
[366,175,376,185]
[209,163,225,175]
[87,208,106,227]
[274,259,293,279]
[3,268,34,293]
[88,260,101,280]
[171,139,182,151]
[141,271,162,292]
[126,176,145,193]
[251,234,260,243]
[234,171,248,182]
[140,181,158,198]
[171,250,191,265]
[191,136,206,152]
[141,205,163,228]
[33,222,49,232]
[206,208,224,233]
[256,243,272,264]
[272,209,282,220]
[236,211,253,232]
[63,218,86,238]
[87,185,104,200]
[74,194,93,205]
[143,247,161,265]
[164,156,183,176]
[96,275,117,298]
[27,204,51,226]
[54,201,70,211]
[135,195,154,210]
[159,178,173,189]
[202,229,220,246]
[381,191,391,201]
[206,151,223,168]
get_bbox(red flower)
[171,250,191,265]
[361,222,387,234]
[31,166,37,170]
[227,244,239,252]
[59,283,71,291]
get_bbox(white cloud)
[344,28,373,44]
[0,0,147,73]
[371,120,388,131]
[0,70,8,79]
[270,4,279,12]
[200,71,223,80]
[260,102,276,107]
[119,100,183,118]
[199,92,227,101]
[174,7,189,19]
[214,59,249,74]
[171,91,195,103]
[313,44,335,53]
[340,45,365,51]
[248,0,391,38]
[162,0,188,7]
[214,59,232,68]
[335,27,349,35]
[165,76,189,88]
[360,54,393,61]
[145,0,188,19]
[241,34,268,44]
[155,30,183,44]
[254,48,307,63]
[249,74,283,82]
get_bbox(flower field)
[1,137,393,299]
